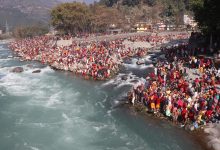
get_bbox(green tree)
[90,5,124,32]
[190,0,220,47]
[13,25,49,38]
[99,0,119,7]
[190,0,220,34]
[51,2,92,34]
[143,0,156,6]
[122,0,140,6]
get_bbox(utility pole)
[5,20,9,35]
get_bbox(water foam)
[30,146,40,150]
[23,66,54,75]
[24,142,40,150]
[62,113,71,122]
[0,65,56,98]
[46,92,63,108]
[0,45,3,50]
[0,72,40,96]
[0,90,5,96]
[0,58,13,62]
[123,55,153,70]
[93,124,108,132]
[0,39,14,45]
[102,73,145,90]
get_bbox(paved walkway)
[56,31,189,47]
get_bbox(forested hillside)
[0,0,95,30]
[97,0,191,25]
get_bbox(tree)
[190,0,220,34]
[143,0,156,6]
[13,25,49,38]
[190,0,220,48]
[99,0,119,7]
[90,5,125,32]
[122,0,140,6]
[51,2,92,34]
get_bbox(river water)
[0,41,206,150]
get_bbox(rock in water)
[11,67,24,73]
[32,70,41,73]
[27,64,33,68]
[121,75,128,80]
[190,125,195,131]
[136,59,145,65]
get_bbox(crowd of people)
[129,43,220,129]
[9,32,189,80]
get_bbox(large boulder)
[136,59,145,65]
[27,64,33,68]
[11,67,24,73]
[32,70,41,73]
[121,75,128,80]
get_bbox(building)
[0,30,2,35]
[155,22,166,31]
[107,24,123,34]
[184,15,197,29]
[166,24,175,31]
[136,22,152,32]
[107,29,122,34]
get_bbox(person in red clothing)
[205,110,213,122]
[181,108,188,124]
[150,72,156,80]
[150,94,156,113]
[188,109,195,122]
[172,106,179,124]
[155,94,161,112]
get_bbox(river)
[0,41,206,150]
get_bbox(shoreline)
[123,103,213,150]
[7,32,219,149]
[9,32,189,80]
[125,42,219,150]
[1,40,213,149]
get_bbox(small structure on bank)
[155,22,166,31]
[107,28,123,34]
[135,22,152,32]
[107,24,123,34]
[183,14,198,30]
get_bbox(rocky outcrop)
[32,70,41,73]
[11,67,24,73]
[121,75,128,80]
[27,64,33,68]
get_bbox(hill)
[99,0,191,25]
[0,0,96,30]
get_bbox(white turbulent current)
[0,42,206,150]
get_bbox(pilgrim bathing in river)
[128,42,220,129]
[9,31,220,129]
[1,1,220,150]
[5,30,220,150]
[9,33,189,80]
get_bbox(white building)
[156,22,166,31]
[136,22,152,32]
[184,15,197,28]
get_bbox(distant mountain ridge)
[0,0,96,30]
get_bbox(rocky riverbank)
[9,32,189,80]
[126,41,220,150]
